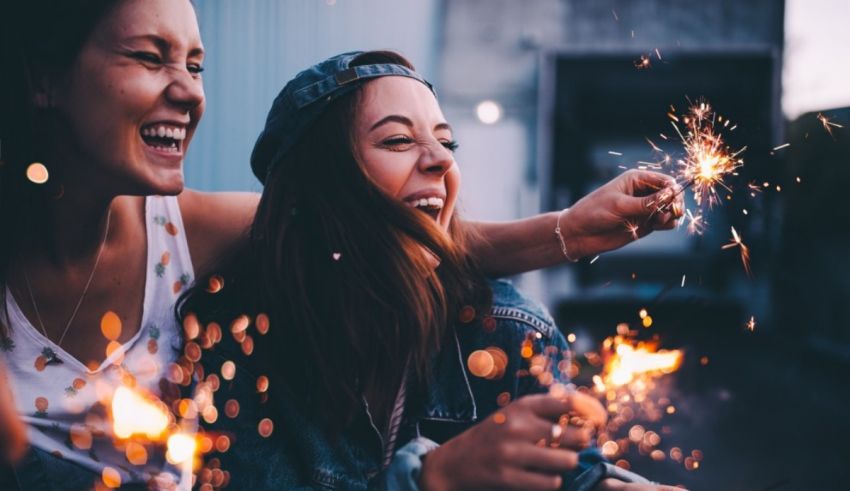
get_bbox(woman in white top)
[0,0,682,488]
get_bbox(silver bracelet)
[554,208,579,263]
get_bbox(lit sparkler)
[669,100,746,209]
[721,226,751,276]
[584,331,688,468]
[746,316,756,332]
[595,336,683,388]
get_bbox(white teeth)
[406,197,444,209]
[141,125,187,141]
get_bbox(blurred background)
[188,0,850,489]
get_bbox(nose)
[165,69,205,113]
[417,140,454,177]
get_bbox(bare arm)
[467,170,684,277]
[178,189,261,276]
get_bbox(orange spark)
[721,226,752,276]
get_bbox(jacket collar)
[419,329,478,423]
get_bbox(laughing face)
[352,76,460,232]
[49,0,205,196]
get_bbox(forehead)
[95,0,202,47]
[357,77,445,125]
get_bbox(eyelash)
[382,136,459,152]
[131,52,205,75]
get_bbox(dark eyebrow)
[124,34,205,57]
[370,114,453,133]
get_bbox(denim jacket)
[202,279,650,490]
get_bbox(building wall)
[185,0,441,192]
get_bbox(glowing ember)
[721,226,752,276]
[601,339,683,387]
[625,221,640,240]
[166,433,197,465]
[817,112,843,138]
[111,386,169,440]
[634,54,651,70]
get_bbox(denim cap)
[250,51,435,183]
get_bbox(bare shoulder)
[178,189,261,276]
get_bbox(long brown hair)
[0,0,120,337]
[183,51,491,430]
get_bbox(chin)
[142,172,185,196]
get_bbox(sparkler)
[669,101,746,209]
[583,330,690,469]
[594,336,683,388]
[721,226,751,276]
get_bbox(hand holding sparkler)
[557,170,684,260]
[418,393,605,491]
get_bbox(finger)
[497,468,563,491]
[519,394,572,421]
[650,211,676,230]
[565,392,607,429]
[670,194,685,219]
[623,170,677,195]
[557,425,593,451]
[517,445,579,473]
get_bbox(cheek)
[360,150,415,197]
[445,166,461,204]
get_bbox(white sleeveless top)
[1,196,194,487]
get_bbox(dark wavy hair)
[181,51,491,431]
[0,0,120,336]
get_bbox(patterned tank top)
[1,195,194,487]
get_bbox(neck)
[21,187,116,266]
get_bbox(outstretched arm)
[466,170,684,277]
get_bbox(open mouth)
[141,123,186,154]
[405,196,444,222]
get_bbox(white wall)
[783,0,850,119]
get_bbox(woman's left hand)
[559,170,685,260]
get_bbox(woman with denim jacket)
[181,51,683,491]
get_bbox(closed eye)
[380,136,415,150]
[442,140,459,152]
[131,51,162,65]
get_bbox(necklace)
[21,209,112,349]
